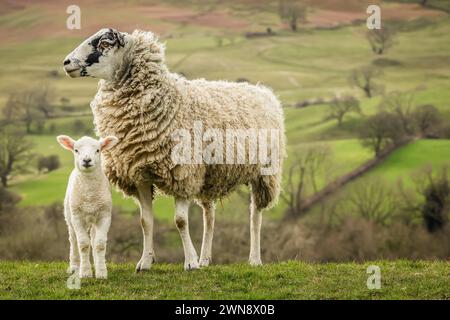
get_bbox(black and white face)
[63,28,127,80]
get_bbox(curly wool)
[91,30,286,209]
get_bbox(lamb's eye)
[74,149,79,153]
[99,41,111,50]
[96,149,100,153]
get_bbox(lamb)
[63,28,286,271]
[57,135,118,279]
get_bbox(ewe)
[63,28,286,271]
[57,135,118,279]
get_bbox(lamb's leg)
[67,224,80,274]
[249,194,262,266]
[199,201,215,267]
[90,227,97,270]
[72,217,93,278]
[175,198,199,271]
[135,184,155,272]
[93,215,111,279]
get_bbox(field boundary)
[299,138,416,214]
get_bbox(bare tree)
[18,90,41,133]
[358,112,404,157]
[349,65,384,98]
[0,126,34,187]
[379,90,416,136]
[35,84,55,118]
[412,104,441,137]
[281,145,332,218]
[3,86,54,132]
[347,177,397,225]
[366,26,396,55]
[279,0,307,32]
[3,93,20,123]
[325,95,361,127]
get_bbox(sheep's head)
[57,135,118,173]
[63,28,128,80]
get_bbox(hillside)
[0,261,448,299]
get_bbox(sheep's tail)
[251,174,281,211]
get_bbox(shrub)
[0,187,20,215]
[37,155,60,173]
[236,78,250,83]
[421,170,449,233]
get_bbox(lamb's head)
[57,135,118,173]
[63,28,128,80]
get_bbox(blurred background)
[0,0,449,263]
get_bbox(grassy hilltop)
[0,260,448,299]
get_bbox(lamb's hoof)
[67,265,79,275]
[95,269,108,279]
[79,268,93,278]
[199,257,211,268]
[249,258,262,267]
[184,259,200,271]
[135,255,154,273]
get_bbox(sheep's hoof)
[184,260,200,271]
[249,259,263,267]
[199,257,211,268]
[95,269,108,279]
[79,269,93,278]
[135,256,154,273]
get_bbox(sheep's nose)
[83,159,92,165]
[63,59,71,66]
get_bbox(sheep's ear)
[57,135,75,151]
[114,30,125,47]
[100,136,118,151]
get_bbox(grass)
[0,260,448,299]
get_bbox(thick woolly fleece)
[90,30,286,209]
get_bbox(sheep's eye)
[99,41,111,50]
[96,149,100,153]
[74,149,79,153]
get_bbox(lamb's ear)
[100,136,119,151]
[57,135,75,151]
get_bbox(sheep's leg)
[136,184,155,272]
[72,216,93,278]
[93,215,111,279]
[67,224,80,274]
[175,199,199,271]
[249,194,262,266]
[199,201,215,267]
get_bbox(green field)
[369,139,450,183]
[0,261,448,299]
